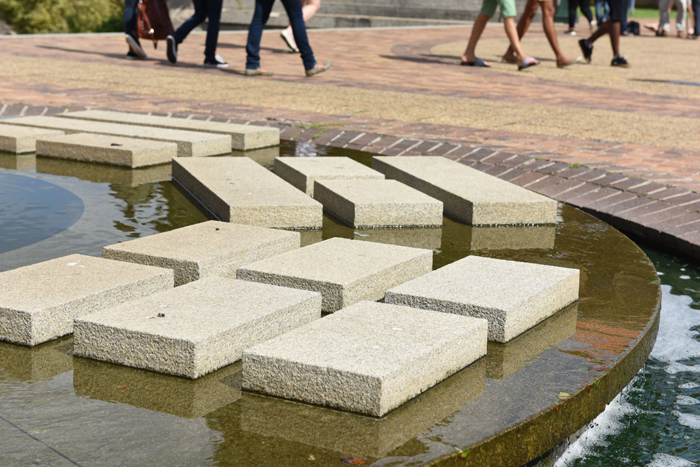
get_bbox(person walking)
[692,0,699,37]
[245,0,331,76]
[124,0,147,59]
[502,0,581,68]
[166,0,228,68]
[658,0,687,36]
[280,0,321,52]
[578,0,628,66]
[461,0,539,70]
[566,0,595,35]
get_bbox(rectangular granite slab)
[73,277,322,379]
[372,156,557,225]
[237,237,432,312]
[314,179,443,228]
[0,123,64,154]
[242,301,488,417]
[172,157,323,229]
[36,133,178,168]
[2,116,231,157]
[240,360,484,457]
[385,255,579,343]
[0,254,173,346]
[274,156,384,195]
[60,110,279,151]
[103,221,300,286]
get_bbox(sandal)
[460,57,491,67]
[518,57,539,71]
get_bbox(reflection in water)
[485,304,578,380]
[0,336,73,382]
[0,153,35,171]
[73,358,241,419]
[36,156,171,187]
[443,219,556,251]
[238,360,485,458]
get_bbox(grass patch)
[569,163,582,168]
[629,7,663,19]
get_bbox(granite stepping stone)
[385,255,579,343]
[314,179,443,228]
[242,301,488,417]
[274,156,384,196]
[103,221,300,286]
[36,133,178,168]
[0,123,63,154]
[60,110,279,151]
[372,156,557,225]
[172,156,323,229]
[236,237,432,312]
[0,254,173,346]
[73,277,322,379]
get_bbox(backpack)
[627,21,640,36]
[137,0,174,49]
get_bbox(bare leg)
[504,16,537,66]
[503,0,538,62]
[542,0,578,65]
[609,20,621,55]
[587,18,610,43]
[283,0,320,49]
[462,13,492,64]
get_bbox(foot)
[518,56,539,70]
[565,29,576,35]
[557,56,582,68]
[245,68,274,76]
[166,35,177,64]
[590,19,597,32]
[306,61,332,77]
[125,33,147,59]
[501,53,517,64]
[677,30,686,38]
[126,50,146,60]
[204,55,229,68]
[656,29,668,37]
[611,55,629,67]
[579,39,593,63]
[280,29,299,53]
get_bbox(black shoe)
[166,35,178,64]
[611,55,629,67]
[203,55,229,68]
[578,39,593,63]
[125,33,147,59]
[126,49,146,60]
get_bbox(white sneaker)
[203,55,229,68]
[565,29,577,36]
[125,33,147,59]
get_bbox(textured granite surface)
[274,156,384,195]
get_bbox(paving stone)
[507,171,549,188]
[0,338,73,382]
[237,237,432,312]
[240,359,485,457]
[0,123,63,154]
[485,304,578,379]
[385,255,579,343]
[172,157,323,229]
[647,187,691,201]
[442,221,556,250]
[36,133,177,168]
[556,182,600,204]
[36,157,171,187]
[103,221,300,286]
[0,254,173,346]
[274,156,384,196]
[373,156,557,225]
[315,179,443,228]
[3,116,231,157]
[61,110,279,150]
[74,277,322,379]
[242,301,487,417]
[73,358,242,419]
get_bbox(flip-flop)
[460,58,491,67]
[518,57,539,71]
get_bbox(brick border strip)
[2,103,698,261]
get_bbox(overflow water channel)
[0,141,669,466]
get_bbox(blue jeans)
[172,0,223,60]
[694,0,700,36]
[595,0,609,23]
[124,0,138,35]
[246,0,316,71]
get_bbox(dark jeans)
[694,0,700,37]
[569,0,593,28]
[246,0,316,71]
[124,0,138,35]
[172,0,223,60]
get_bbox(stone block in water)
[386,255,579,343]
[274,156,384,195]
[242,301,487,417]
[0,123,63,154]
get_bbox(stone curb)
[3,103,696,261]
